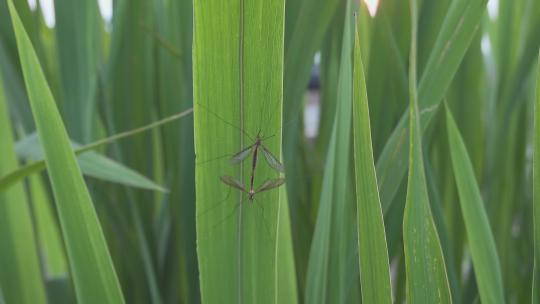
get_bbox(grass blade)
[28,174,68,278]
[276,186,299,304]
[282,0,340,212]
[15,134,167,192]
[351,16,392,304]
[534,50,540,303]
[445,105,504,303]
[7,1,125,302]
[0,109,191,192]
[402,1,452,302]
[54,0,100,142]
[376,0,488,212]
[305,1,355,302]
[0,53,47,304]
[153,0,196,300]
[194,0,292,302]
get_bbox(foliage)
[0,0,539,303]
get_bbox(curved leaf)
[402,1,452,302]
[0,51,47,304]
[534,50,540,303]
[376,0,489,212]
[351,17,392,304]
[305,2,355,302]
[0,109,191,192]
[445,106,504,304]
[7,1,125,303]
[15,134,166,192]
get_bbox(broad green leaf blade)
[534,50,540,303]
[194,0,293,302]
[445,106,504,304]
[351,18,392,304]
[305,2,355,302]
[376,0,488,212]
[7,1,125,303]
[403,1,452,302]
[16,134,166,192]
[0,54,47,304]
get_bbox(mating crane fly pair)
[220,130,285,201]
[196,101,285,200]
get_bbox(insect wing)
[220,175,247,193]
[255,178,286,194]
[261,145,285,172]
[230,144,254,164]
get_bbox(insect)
[195,102,286,240]
[196,102,285,196]
[220,175,285,201]
[226,129,284,195]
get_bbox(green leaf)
[193,0,294,302]
[351,17,392,304]
[402,1,452,302]
[153,0,197,301]
[445,105,504,304]
[282,0,340,211]
[376,0,488,212]
[305,1,355,302]
[276,186,299,304]
[0,50,48,304]
[7,1,125,303]
[15,134,167,192]
[54,0,101,142]
[534,49,540,303]
[0,109,191,192]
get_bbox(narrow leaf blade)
[446,106,504,304]
[533,49,540,303]
[403,2,452,302]
[376,0,489,212]
[7,2,125,303]
[351,17,392,304]
[0,51,47,304]
[15,134,166,192]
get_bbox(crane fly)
[195,102,286,241]
[196,101,285,195]
[226,130,284,196]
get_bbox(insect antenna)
[258,112,300,141]
[196,101,254,142]
[260,133,277,142]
